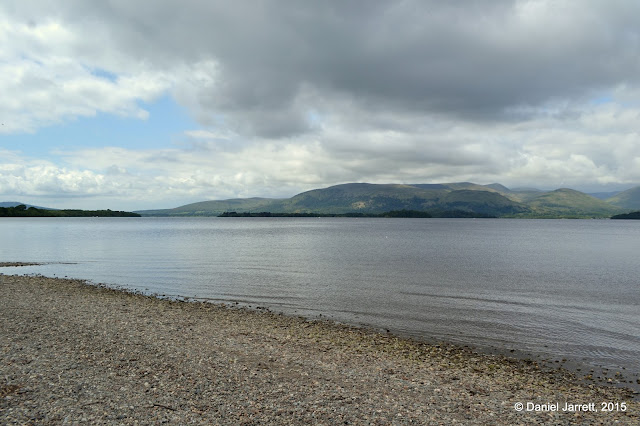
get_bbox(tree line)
[0,205,141,217]
[218,209,495,218]
[611,211,640,219]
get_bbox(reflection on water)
[2,217,639,384]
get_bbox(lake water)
[1,217,639,389]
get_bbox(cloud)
[5,1,640,135]
[0,7,173,133]
[1,1,640,208]
[0,162,107,196]
[5,97,639,209]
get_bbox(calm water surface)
[1,217,639,385]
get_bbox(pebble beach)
[1,268,638,424]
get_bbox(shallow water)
[2,217,639,385]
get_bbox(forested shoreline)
[0,205,140,217]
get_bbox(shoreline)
[3,262,639,396]
[1,272,639,424]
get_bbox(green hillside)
[484,183,512,193]
[136,182,634,218]
[606,186,640,210]
[505,190,547,203]
[268,183,444,214]
[441,182,501,192]
[139,183,529,217]
[524,189,624,218]
[268,183,527,216]
[434,190,529,216]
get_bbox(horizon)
[2,1,640,210]
[3,180,637,212]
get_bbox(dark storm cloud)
[16,0,639,138]
[4,0,640,209]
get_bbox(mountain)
[268,183,441,214]
[136,182,633,218]
[137,197,282,216]
[484,183,512,193]
[435,190,529,216]
[264,183,529,216]
[524,188,624,218]
[606,186,640,210]
[139,183,528,217]
[439,183,544,205]
[588,191,621,200]
[440,182,501,192]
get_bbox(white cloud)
[1,1,640,208]
[0,11,174,134]
[4,95,638,210]
[183,130,233,141]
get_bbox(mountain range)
[136,182,640,218]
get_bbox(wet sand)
[1,272,638,424]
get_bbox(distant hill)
[440,182,501,192]
[588,191,621,200]
[264,183,529,216]
[435,190,529,216]
[137,197,282,216]
[606,186,640,210]
[524,189,624,218]
[0,201,56,210]
[408,183,448,190]
[437,183,545,205]
[139,183,528,217]
[136,182,635,218]
[269,183,440,214]
[484,183,512,193]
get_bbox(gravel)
[1,272,638,424]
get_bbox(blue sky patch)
[2,95,201,157]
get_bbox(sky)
[1,0,640,210]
